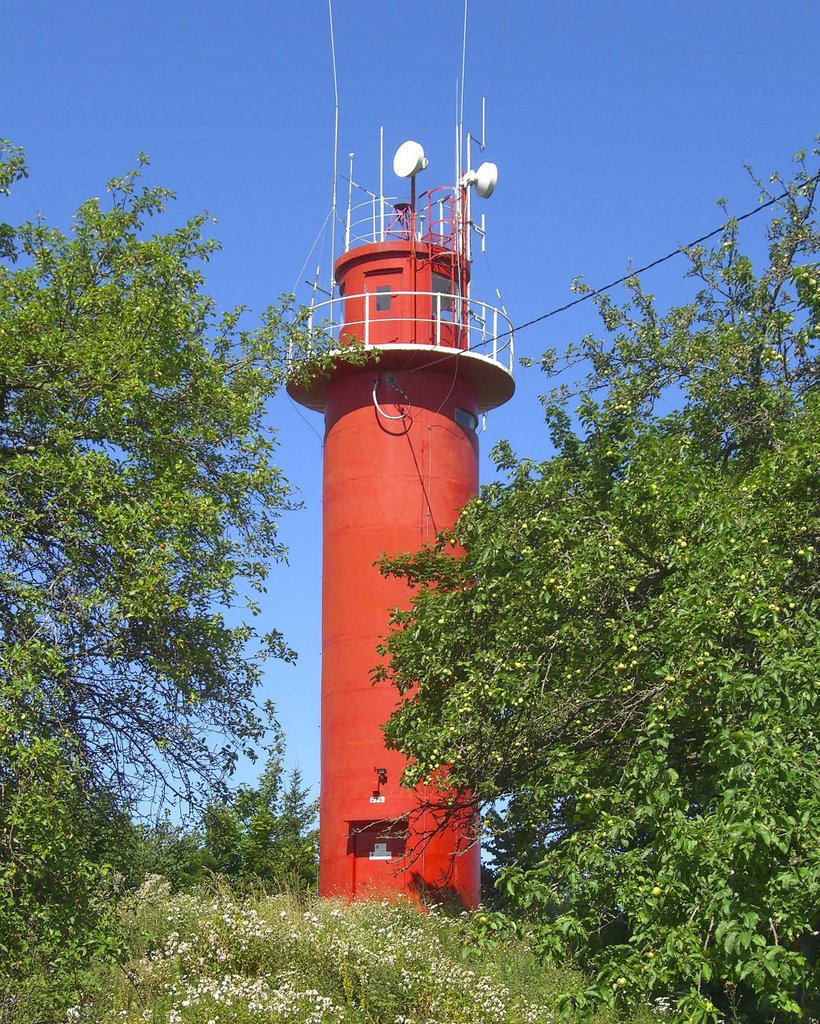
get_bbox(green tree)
[202,729,318,893]
[379,155,819,1021]
[0,144,333,807]
[0,139,27,260]
[125,812,208,891]
[124,748,318,895]
[0,142,340,1012]
[0,676,126,1019]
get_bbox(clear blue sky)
[3,0,818,798]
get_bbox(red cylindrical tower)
[288,169,514,905]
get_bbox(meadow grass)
[59,876,660,1024]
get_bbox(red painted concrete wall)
[319,365,481,904]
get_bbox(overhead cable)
[489,172,820,347]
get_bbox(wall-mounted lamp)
[375,767,388,786]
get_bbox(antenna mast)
[328,0,340,297]
[459,0,469,294]
[459,0,468,131]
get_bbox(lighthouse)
[288,138,514,905]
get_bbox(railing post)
[436,291,441,347]
[364,292,370,346]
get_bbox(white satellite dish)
[474,161,498,198]
[393,140,428,178]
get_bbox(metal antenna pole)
[460,0,468,133]
[379,126,385,242]
[328,0,340,296]
[481,96,486,149]
[345,152,354,252]
[466,129,472,268]
[454,80,460,189]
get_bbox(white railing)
[344,196,421,250]
[343,190,458,251]
[304,291,514,373]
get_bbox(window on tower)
[454,406,478,432]
[375,286,392,312]
[432,272,455,313]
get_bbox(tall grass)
[58,877,658,1024]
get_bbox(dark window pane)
[432,272,454,313]
[454,406,478,432]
